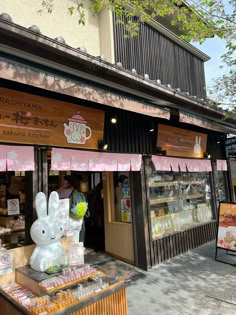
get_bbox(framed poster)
[216,202,236,251]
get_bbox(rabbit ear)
[35,192,47,218]
[198,136,201,144]
[195,136,198,143]
[73,124,77,132]
[48,191,59,217]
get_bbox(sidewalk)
[127,241,236,315]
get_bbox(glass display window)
[146,159,213,239]
[0,171,26,248]
[213,161,228,207]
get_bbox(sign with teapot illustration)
[157,124,207,158]
[0,88,104,150]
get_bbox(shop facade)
[0,7,236,274]
[0,79,233,271]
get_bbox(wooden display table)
[0,265,128,315]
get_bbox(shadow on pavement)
[127,241,236,315]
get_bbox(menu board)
[217,202,236,251]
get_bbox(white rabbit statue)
[30,191,66,272]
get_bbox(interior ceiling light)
[111,117,117,124]
[149,128,154,132]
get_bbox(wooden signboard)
[215,202,236,265]
[157,124,207,158]
[0,88,104,150]
[216,202,236,251]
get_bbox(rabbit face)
[31,218,64,246]
[30,191,64,246]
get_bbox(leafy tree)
[38,0,235,117]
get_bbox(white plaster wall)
[0,0,112,58]
[98,9,115,63]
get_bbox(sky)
[194,37,227,92]
[192,0,234,101]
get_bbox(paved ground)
[127,241,236,315]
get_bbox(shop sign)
[216,202,236,251]
[0,252,13,275]
[157,124,207,158]
[58,199,70,234]
[7,199,20,215]
[0,88,104,150]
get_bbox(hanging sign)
[0,251,13,275]
[0,88,104,150]
[157,124,207,158]
[216,202,236,251]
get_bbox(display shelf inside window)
[146,166,213,240]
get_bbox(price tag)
[68,242,84,266]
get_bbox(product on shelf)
[0,265,123,315]
[147,166,213,239]
[39,264,97,291]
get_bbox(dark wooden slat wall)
[149,222,217,266]
[104,110,156,154]
[113,13,207,99]
[207,133,227,159]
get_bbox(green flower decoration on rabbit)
[70,201,88,220]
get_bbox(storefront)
[0,86,146,264]
[0,6,236,273]
[0,81,232,271]
[1,6,236,315]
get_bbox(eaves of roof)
[0,19,230,126]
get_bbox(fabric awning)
[216,160,227,171]
[0,145,35,171]
[151,156,212,172]
[51,148,142,171]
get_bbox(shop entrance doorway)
[48,168,105,252]
[45,149,134,264]
[103,172,134,264]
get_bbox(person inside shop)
[57,175,87,243]
[218,184,226,202]
[86,182,104,251]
